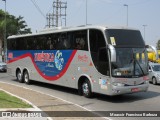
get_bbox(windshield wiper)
[135,59,145,75]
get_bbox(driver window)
[89,29,109,76]
[98,48,110,75]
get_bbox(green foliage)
[6,15,32,35]
[0,91,32,108]
[0,9,32,53]
[0,9,32,40]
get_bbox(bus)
[7,25,149,97]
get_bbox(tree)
[0,10,32,36]
[0,9,32,57]
[6,15,32,35]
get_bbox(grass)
[0,90,32,108]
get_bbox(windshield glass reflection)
[112,48,148,77]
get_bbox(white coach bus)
[7,25,149,97]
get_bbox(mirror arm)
[107,44,116,62]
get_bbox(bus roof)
[7,25,139,39]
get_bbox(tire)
[82,79,92,98]
[16,70,23,83]
[152,77,157,85]
[23,71,30,85]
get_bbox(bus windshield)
[111,48,148,78]
[106,29,145,47]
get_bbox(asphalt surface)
[0,72,160,120]
[0,80,105,120]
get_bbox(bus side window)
[56,33,69,50]
[73,30,88,50]
[46,37,54,50]
[63,33,71,49]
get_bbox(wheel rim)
[24,74,29,83]
[17,72,22,80]
[82,83,89,96]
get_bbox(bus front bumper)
[110,82,149,96]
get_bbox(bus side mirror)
[108,45,116,62]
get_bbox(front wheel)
[23,71,30,85]
[152,77,157,85]
[82,79,92,98]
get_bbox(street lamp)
[2,0,7,62]
[86,0,88,25]
[143,25,147,40]
[124,4,128,26]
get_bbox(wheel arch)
[77,74,93,93]
[22,68,30,75]
[16,67,22,77]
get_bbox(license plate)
[131,88,139,92]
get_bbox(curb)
[0,81,111,120]
[0,88,52,120]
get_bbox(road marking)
[0,81,112,120]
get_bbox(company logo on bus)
[55,50,64,70]
[34,50,64,71]
[78,54,88,62]
[34,52,54,62]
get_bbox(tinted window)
[89,29,109,75]
[89,30,106,52]
[73,30,88,50]
[106,29,145,47]
[7,30,88,51]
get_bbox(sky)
[0,0,160,47]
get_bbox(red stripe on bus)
[7,50,77,81]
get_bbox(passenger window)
[89,29,109,76]
[73,30,88,50]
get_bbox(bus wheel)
[23,71,30,85]
[16,70,23,83]
[82,79,92,98]
[152,77,157,85]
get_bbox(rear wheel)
[82,79,92,98]
[16,70,23,83]
[23,71,30,85]
[152,77,157,85]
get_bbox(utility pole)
[86,0,87,25]
[2,0,7,62]
[46,0,67,28]
[124,4,128,26]
[46,13,54,28]
[143,25,147,40]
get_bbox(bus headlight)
[112,82,124,87]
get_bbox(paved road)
[0,73,160,120]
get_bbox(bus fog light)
[112,82,124,87]
[112,89,120,93]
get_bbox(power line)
[67,0,85,23]
[30,0,46,18]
